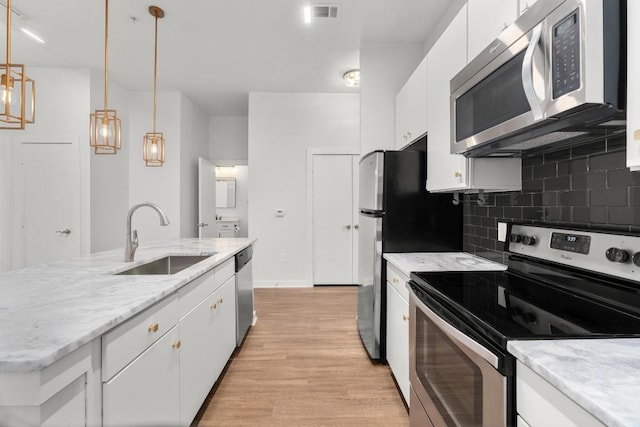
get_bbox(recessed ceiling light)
[303,6,311,24]
[343,69,360,88]
[21,27,45,44]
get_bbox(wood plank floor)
[195,286,409,426]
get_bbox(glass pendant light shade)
[143,6,165,167]
[0,0,35,130]
[143,131,165,167]
[90,0,121,154]
[90,109,121,154]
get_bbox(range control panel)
[508,224,640,282]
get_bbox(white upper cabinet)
[627,1,640,170]
[468,0,518,61]
[395,55,428,149]
[426,4,521,193]
[519,0,540,16]
[426,5,468,192]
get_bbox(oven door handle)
[522,22,544,121]
[409,289,500,369]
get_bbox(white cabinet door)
[103,327,180,427]
[179,295,217,426]
[213,275,237,380]
[519,0,539,16]
[468,0,518,61]
[426,5,469,192]
[628,1,640,170]
[426,4,522,193]
[395,55,428,149]
[386,282,410,406]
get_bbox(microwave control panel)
[552,9,581,99]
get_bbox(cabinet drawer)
[178,269,216,318]
[214,258,235,290]
[102,293,179,381]
[386,263,409,302]
[218,223,233,231]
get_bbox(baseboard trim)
[253,280,311,288]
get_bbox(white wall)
[248,92,359,287]
[90,69,131,252]
[209,116,248,162]
[180,94,210,238]
[0,67,92,271]
[128,91,182,241]
[359,43,424,155]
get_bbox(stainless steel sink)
[115,255,212,275]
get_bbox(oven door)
[409,287,508,427]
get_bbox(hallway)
[195,286,409,426]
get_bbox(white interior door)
[312,154,357,285]
[198,157,217,238]
[14,140,81,268]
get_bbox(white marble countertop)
[508,339,640,427]
[0,238,255,373]
[383,252,507,276]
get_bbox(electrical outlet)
[279,253,287,263]
[498,222,507,242]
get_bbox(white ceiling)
[5,0,451,116]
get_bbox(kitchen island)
[0,237,254,426]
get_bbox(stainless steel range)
[408,223,640,427]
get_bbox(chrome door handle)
[197,222,209,228]
[345,225,352,230]
[55,229,71,235]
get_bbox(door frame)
[305,147,359,287]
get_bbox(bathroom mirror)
[216,177,236,208]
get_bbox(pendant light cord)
[103,0,109,112]
[6,0,10,66]
[152,11,158,133]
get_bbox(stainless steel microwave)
[450,0,625,157]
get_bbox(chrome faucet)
[125,202,170,262]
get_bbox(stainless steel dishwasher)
[235,246,253,346]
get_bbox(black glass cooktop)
[410,264,640,350]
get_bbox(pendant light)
[0,0,35,129]
[89,0,121,154]
[143,6,165,167]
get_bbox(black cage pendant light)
[0,0,35,129]
[143,6,165,167]
[89,0,121,154]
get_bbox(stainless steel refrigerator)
[357,149,462,361]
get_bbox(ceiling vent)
[313,4,339,19]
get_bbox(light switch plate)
[497,222,507,242]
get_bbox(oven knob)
[521,312,537,324]
[606,247,629,263]
[509,234,522,243]
[522,235,536,246]
[633,252,640,267]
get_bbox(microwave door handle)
[522,23,544,121]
